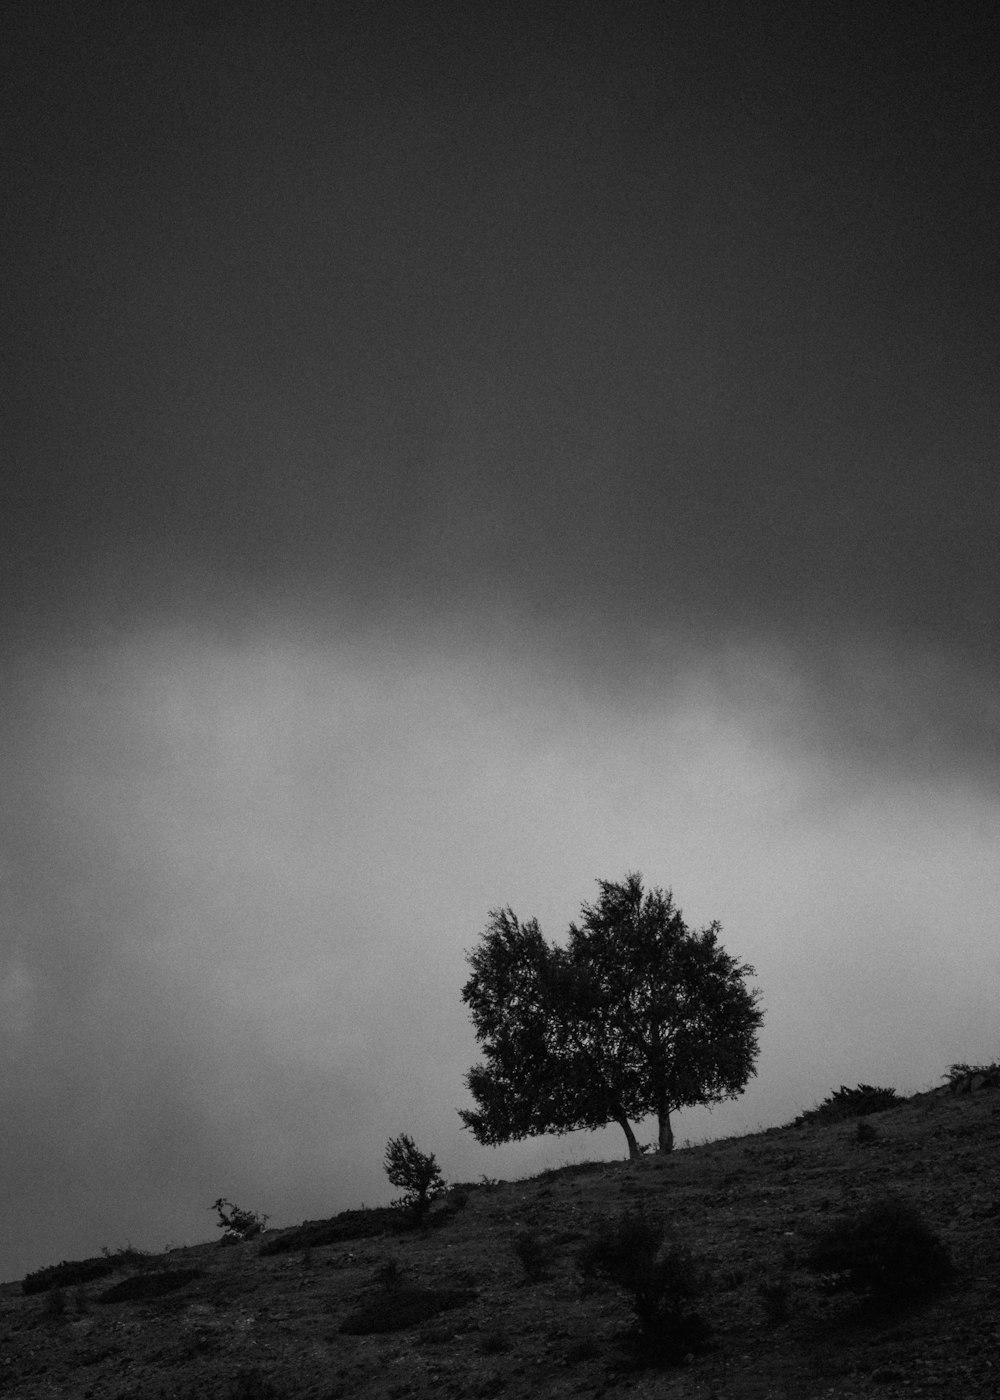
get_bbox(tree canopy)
[459,874,764,1158]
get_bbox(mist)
[2,616,996,1279]
[2,1,997,1281]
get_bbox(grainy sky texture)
[2,1,998,1281]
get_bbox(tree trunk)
[616,1116,642,1160]
[656,1105,674,1154]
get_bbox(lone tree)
[459,874,764,1159]
[383,1133,447,1223]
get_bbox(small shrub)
[260,1206,401,1256]
[512,1228,548,1282]
[373,1258,402,1291]
[479,1329,510,1355]
[383,1134,447,1224]
[855,1119,879,1145]
[758,1276,791,1326]
[211,1198,269,1243]
[44,1286,67,1318]
[795,1085,900,1127]
[564,1338,601,1364]
[101,1243,157,1272]
[98,1268,202,1304]
[943,1061,999,1082]
[577,1211,709,1362]
[225,1369,283,1400]
[339,1286,476,1334]
[805,1196,953,1305]
[943,1062,1000,1092]
[23,1257,115,1295]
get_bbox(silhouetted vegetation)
[577,1210,709,1362]
[805,1196,953,1305]
[43,1286,67,1318]
[511,1227,549,1282]
[339,1285,476,1334]
[98,1268,203,1304]
[794,1084,900,1126]
[943,1062,1000,1091]
[225,1369,284,1400]
[22,1257,115,1295]
[259,1207,402,1256]
[757,1275,791,1326]
[461,873,764,1159]
[383,1133,447,1223]
[5,1059,998,1398]
[211,1197,269,1243]
[372,1257,402,1291]
[101,1243,157,1271]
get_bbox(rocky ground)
[1,1080,998,1399]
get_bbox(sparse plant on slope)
[577,1209,709,1361]
[511,1228,549,1282]
[383,1133,447,1224]
[944,1061,999,1081]
[225,1367,285,1399]
[259,1206,402,1256]
[101,1243,157,1272]
[97,1269,203,1304]
[942,1062,1000,1091]
[339,1275,475,1334]
[461,873,764,1159]
[758,1274,791,1326]
[794,1084,899,1127]
[22,1257,115,1295]
[211,1198,270,1243]
[43,1286,67,1318]
[373,1257,402,1291]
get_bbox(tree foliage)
[459,874,764,1158]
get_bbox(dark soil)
[1,1083,998,1398]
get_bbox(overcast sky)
[2,1,997,1282]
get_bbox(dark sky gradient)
[1,2,998,1280]
[6,3,997,658]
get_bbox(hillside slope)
[1,1084,997,1399]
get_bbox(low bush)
[22,1257,115,1295]
[795,1084,900,1127]
[805,1196,953,1305]
[511,1228,549,1282]
[758,1276,791,1326]
[372,1258,402,1291]
[225,1369,284,1400]
[942,1062,1000,1091]
[564,1337,601,1364]
[101,1243,158,1271]
[577,1211,709,1362]
[44,1286,67,1318]
[98,1269,203,1304]
[339,1285,476,1334]
[259,1207,402,1256]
